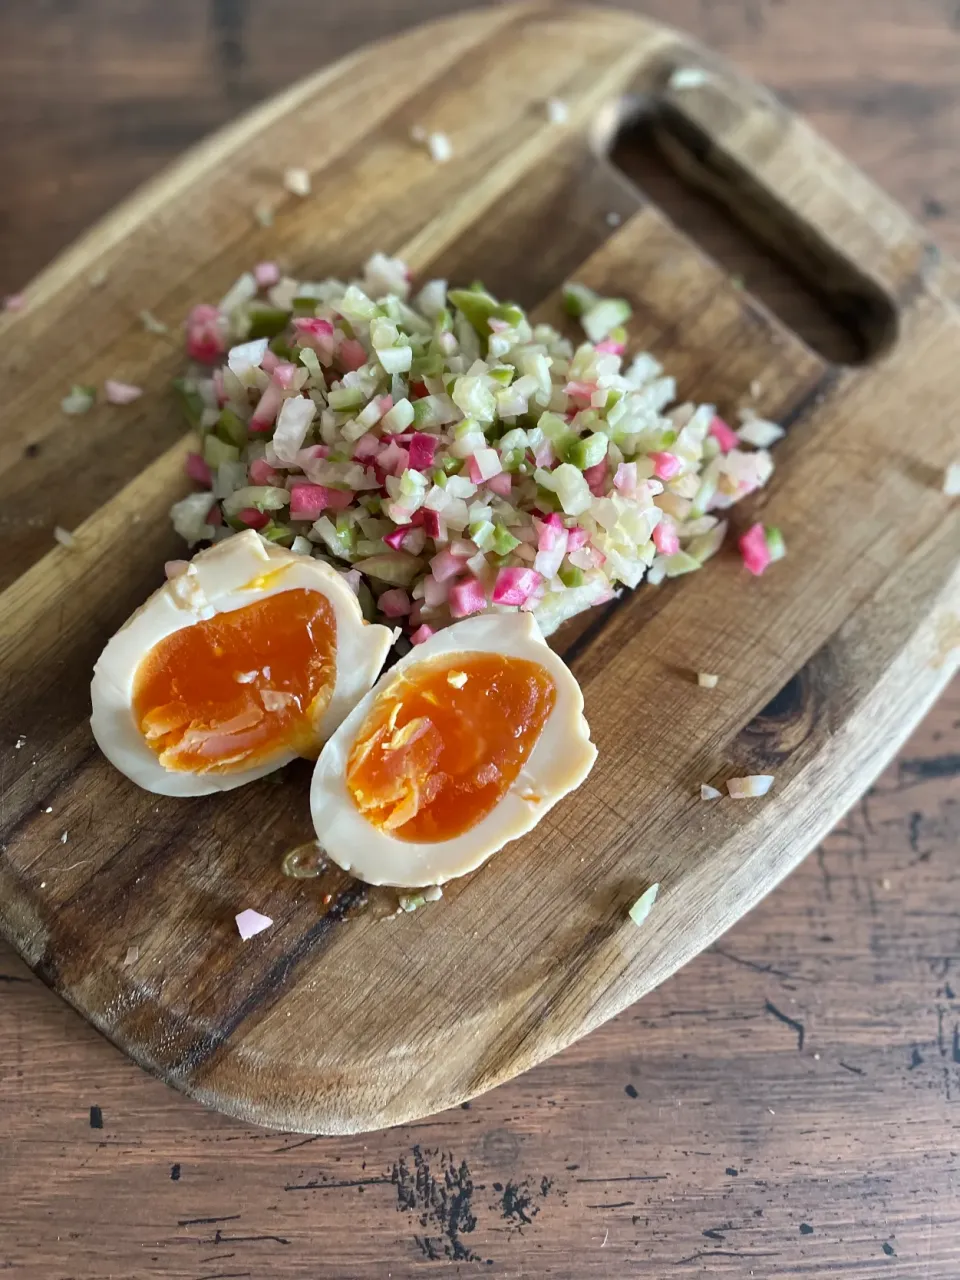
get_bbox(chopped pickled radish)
[709,415,739,453]
[236,908,273,940]
[739,523,773,576]
[449,577,487,617]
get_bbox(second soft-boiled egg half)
[310,613,597,887]
[91,530,393,796]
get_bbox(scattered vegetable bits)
[283,167,311,197]
[628,883,659,926]
[236,908,273,940]
[170,253,780,637]
[726,775,775,799]
[739,523,785,577]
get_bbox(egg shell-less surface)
[90,530,394,797]
[310,613,597,888]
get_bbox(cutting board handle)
[609,31,933,356]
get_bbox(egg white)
[91,530,394,797]
[310,613,597,888]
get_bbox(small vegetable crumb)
[254,261,281,289]
[254,200,275,228]
[700,784,722,801]
[139,310,169,335]
[423,885,443,902]
[943,462,960,496]
[236,908,273,940]
[399,893,426,913]
[628,882,659,926]
[739,523,785,576]
[60,831,68,844]
[738,409,784,448]
[669,67,710,91]
[447,670,468,689]
[123,945,139,966]
[3,293,24,312]
[546,97,569,124]
[283,166,311,197]
[104,379,143,405]
[61,384,96,415]
[14,736,26,749]
[427,131,453,164]
[727,774,775,799]
[697,672,719,688]
[44,806,52,813]
[53,526,77,549]
[606,211,622,228]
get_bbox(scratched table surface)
[1,1,959,1276]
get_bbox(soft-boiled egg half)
[91,530,393,796]
[310,613,596,887]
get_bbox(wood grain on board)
[1,0,959,1276]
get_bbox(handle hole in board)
[606,103,897,366]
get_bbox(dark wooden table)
[1,2,958,1276]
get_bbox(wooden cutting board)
[1,2,958,1136]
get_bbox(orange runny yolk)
[133,587,337,774]
[345,652,556,843]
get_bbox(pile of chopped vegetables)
[170,252,780,641]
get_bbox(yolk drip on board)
[346,653,556,842]
[133,588,337,773]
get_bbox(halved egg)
[91,530,393,796]
[310,613,596,887]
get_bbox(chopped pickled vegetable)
[426,132,452,163]
[697,672,719,688]
[628,883,659,927]
[62,384,96,415]
[700,784,722,800]
[169,252,779,636]
[139,310,169,335]
[104,379,143,405]
[727,775,775,799]
[283,167,311,196]
[236,908,273,939]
